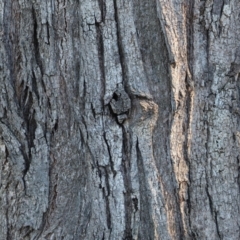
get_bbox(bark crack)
[206,185,221,239]
[97,0,106,23]
[103,132,116,177]
[95,18,105,102]
[46,21,50,45]
[113,0,127,91]
[32,7,43,74]
[122,125,133,240]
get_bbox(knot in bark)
[110,86,131,115]
[110,85,131,124]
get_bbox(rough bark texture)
[0,0,240,239]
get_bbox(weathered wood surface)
[0,0,240,239]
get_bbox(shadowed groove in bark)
[101,171,112,231]
[113,0,127,92]
[103,132,116,177]
[122,125,133,239]
[95,15,105,102]
[136,138,154,240]
[205,185,221,239]
[98,0,106,23]
[32,7,43,75]
[183,72,193,238]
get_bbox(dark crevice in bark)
[21,86,37,181]
[64,8,68,33]
[122,126,133,240]
[212,0,224,16]
[91,103,96,119]
[97,163,112,232]
[103,132,116,177]
[32,7,43,74]
[132,196,138,212]
[133,94,152,101]
[102,231,105,240]
[95,19,105,103]
[32,70,39,101]
[237,156,240,194]
[101,167,112,231]
[205,113,209,153]
[51,181,58,212]
[104,187,112,231]
[205,185,214,218]
[113,0,129,96]
[74,60,81,98]
[186,0,194,78]
[98,0,106,23]
[97,161,103,183]
[35,212,48,240]
[53,118,58,134]
[136,138,154,240]
[206,185,221,239]
[46,21,50,45]
[218,0,225,37]
[83,79,87,99]
[204,22,211,86]
[81,116,88,142]
[214,214,221,240]
[6,190,11,240]
[21,144,32,194]
[182,72,193,238]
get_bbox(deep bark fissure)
[238,156,240,194]
[205,184,221,239]
[98,0,106,23]
[214,213,221,240]
[122,126,133,240]
[113,0,128,94]
[205,185,214,218]
[103,132,116,177]
[183,73,193,238]
[46,21,50,45]
[102,167,112,231]
[32,7,43,74]
[32,70,39,101]
[21,87,36,168]
[6,191,10,240]
[186,0,194,77]
[95,20,106,103]
[136,138,154,240]
[20,143,31,192]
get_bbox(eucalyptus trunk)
[0,0,240,239]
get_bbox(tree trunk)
[0,0,239,239]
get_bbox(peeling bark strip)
[0,0,240,239]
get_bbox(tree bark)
[0,0,240,239]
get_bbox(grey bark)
[0,0,240,239]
